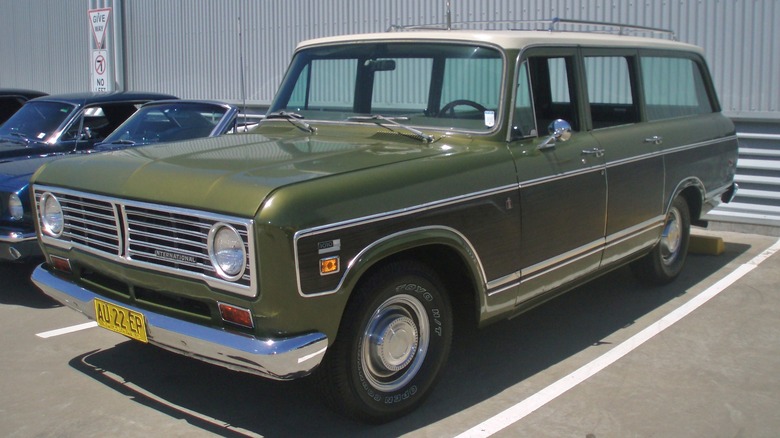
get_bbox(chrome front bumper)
[0,230,40,261]
[31,264,328,380]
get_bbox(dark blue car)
[0,91,177,261]
[0,97,242,262]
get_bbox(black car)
[0,89,48,125]
[0,91,176,162]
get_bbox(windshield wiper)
[265,111,316,134]
[2,132,31,145]
[347,115,434,143]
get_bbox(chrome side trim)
[293,184,517,296]
[294,184,518,238]
[32,265,326,380]
[486,238,605,296]
[0,230,37,243]
[519,165,604,189]
[604,216,665,249]
[296,225,488,298]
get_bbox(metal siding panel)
[0,1,777,115]
[0,0,85,93]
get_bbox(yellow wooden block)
[689,235,725,255]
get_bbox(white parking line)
[36,321,98,339]
[456,238,780,438]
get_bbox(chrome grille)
[53,193,120,254]
[34,186,255,297]
[124,206,252,287]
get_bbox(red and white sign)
[88,8,111,49]
[91,49,111,92]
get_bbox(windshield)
[100,102,230,145]
[0,101,77,143]
[268,42,504,132]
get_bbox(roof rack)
[388,11,677,41]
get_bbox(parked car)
[0,99,240,262]
[94,99,239,151]
[0,89,48,125]
[30,22,738,422]
[0,91,176,162]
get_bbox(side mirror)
[538,119,572,150]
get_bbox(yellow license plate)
[94,298,148,343]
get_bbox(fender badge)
[318,239,341,254]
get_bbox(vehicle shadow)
[0,261,60,309]
[67,241,749,437]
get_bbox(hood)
[32,129,448,218]
[0,155,63,193]
[0,138,66,161]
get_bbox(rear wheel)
[631,195,691,284]
[317,260,452,423]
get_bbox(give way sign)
[88,8,111,49]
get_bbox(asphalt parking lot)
[2,229,779,437]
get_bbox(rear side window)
[640,56,714,121]
[583,55,640,128]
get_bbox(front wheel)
[316,261,453,423]
[631,195,691,284]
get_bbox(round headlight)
[208,223,246,281]
[9,193,24,220]
[40,193,64,237]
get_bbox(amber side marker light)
[320,256,340,275]
[218,302,254,328]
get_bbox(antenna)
[445,1,452,30]
[237,13,248,129]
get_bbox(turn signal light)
[320,256,340,275]
[218,302,254,328]
[50,255,72,273]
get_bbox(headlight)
[9,193,23,220]
[208,223,246,281]
[39,193,64,237]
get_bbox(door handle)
[581,148,605,158]
[644,136,663,145]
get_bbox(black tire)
[631,195,691,285]
[316,260,453,423]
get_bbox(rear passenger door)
[582,49,666,265]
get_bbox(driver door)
[508,49,607,305]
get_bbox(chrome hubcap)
[361,294,429,392]
[660,207,682,265]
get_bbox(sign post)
[88,8,113,92]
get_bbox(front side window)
[519,54,581,134]
[269,42,504,132]
[641,55,714,121]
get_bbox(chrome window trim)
[34,185,257,298]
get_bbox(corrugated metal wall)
[0,0,85,94]
[0,0,778,228]
[1,0,776,116]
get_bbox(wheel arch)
[338,227,484,335]
[668,177,705,225]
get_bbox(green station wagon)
[31,22,738,422]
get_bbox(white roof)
[297,30,702,55]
